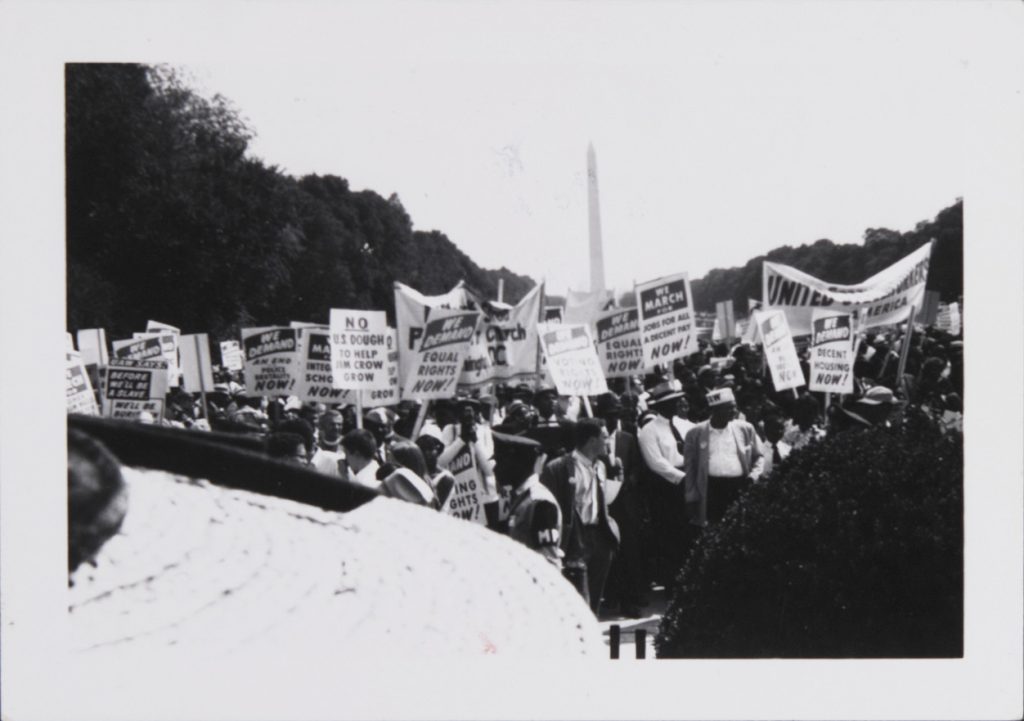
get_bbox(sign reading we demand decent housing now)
[635,272,698,369]
[808,309,855,394]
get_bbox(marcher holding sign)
[635,272,697,369]
[757,310,805,392]
[595,307,643,378]
[292,327,354,405]
[329,309,391,391]
[241,326,300,396]
[538,323,608,397]
[808,310,855,394]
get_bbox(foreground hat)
[857,385,897,405]
[706,387,736,407]
[647,380,684,405]
[493,430,543,464]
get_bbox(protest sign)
[936,302,961,336]
[440,442,488,524]
[538,323,608,397]
[127,331,180,386]
[544,306,564,324]
[401,309,479,399]
[360,329,400,406]
[76,328,109,367]
[329,309,391,391]
[219,340,244,371]
[241,326,300,396]
[459,284,543,388]
[112,335,164,361]
[66,351,99,416]
[179,333,215,394]
[595,307,643,378]
[102,358,169,420]
[763,241,932,335]
[808,310,855,394]
[292,327,354,404]
[714,300,736,343]
[635,272,697,368]
[757,310,805,391]
[146,320,181,336]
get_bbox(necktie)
[772,443,782,464]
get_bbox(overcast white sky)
[187,2,966,298]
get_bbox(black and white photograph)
[1,2,1022,719]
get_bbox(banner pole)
[355,394,363,429]
[411,400,429,439]
[895,304,917,383]
[194,334,210,423]
[582,395,593,418]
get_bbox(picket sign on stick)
[411,401,430,440]
[895,304,917,382]
[582,395,593,418]
[355,395,363,429]
[180,333,214,422]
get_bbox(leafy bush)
[657,410,962,658]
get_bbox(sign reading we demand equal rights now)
[635,272,698,368]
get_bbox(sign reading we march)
[329,309,391,390]
[635,272,697,368]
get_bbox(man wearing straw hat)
[683,387,765,528]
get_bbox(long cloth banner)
[763,241,932,335]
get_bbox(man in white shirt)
[339,428,381,490]
[310,409,344,477]
[760,411,792,479]
[636,380,695,583]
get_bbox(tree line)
[67,63,962,338]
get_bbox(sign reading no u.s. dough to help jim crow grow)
[329,309,392,391]
[634,272,697,369]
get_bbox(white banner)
[538,322,608,397]
[757,310,805,392]
[635,272,697,368]
[329,309,392,391]
[459,284,543,388]
[594,307,644,378]
[763,242,932,335]
[808,309,855,394]
[241,326,300,396]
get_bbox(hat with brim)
[706,387,736,407]
[647,380,684,406]
[857,386,897,405]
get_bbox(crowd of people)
[127,321,965,619]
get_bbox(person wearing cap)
[310,409,345,477]
[532,384,562,428]
[493,431,562,569]
[683,387,765,527]
[540,418,620,614]
[416,425,456,509]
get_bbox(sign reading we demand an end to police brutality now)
[763,241,932,335]
[241,326,299,396]
[635,272,698,369]
[808,309,855,394]
[329,309,392,391]
[538,323,608,396]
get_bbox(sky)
[186,3,966,298]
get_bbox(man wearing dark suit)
[596,393,648,618]
[540,417,620,614]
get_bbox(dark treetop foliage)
[656,410,963,658]
[66,64,533,340]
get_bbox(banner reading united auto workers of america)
[763,242,932,335]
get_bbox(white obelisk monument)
[587,143,606,293]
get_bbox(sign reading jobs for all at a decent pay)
[635,272,698,369]
[538,323,608,397]
[808,309,855,394]
[329,309,392,391]
[758,310,805,392]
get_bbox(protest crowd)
[66,244,964,624]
